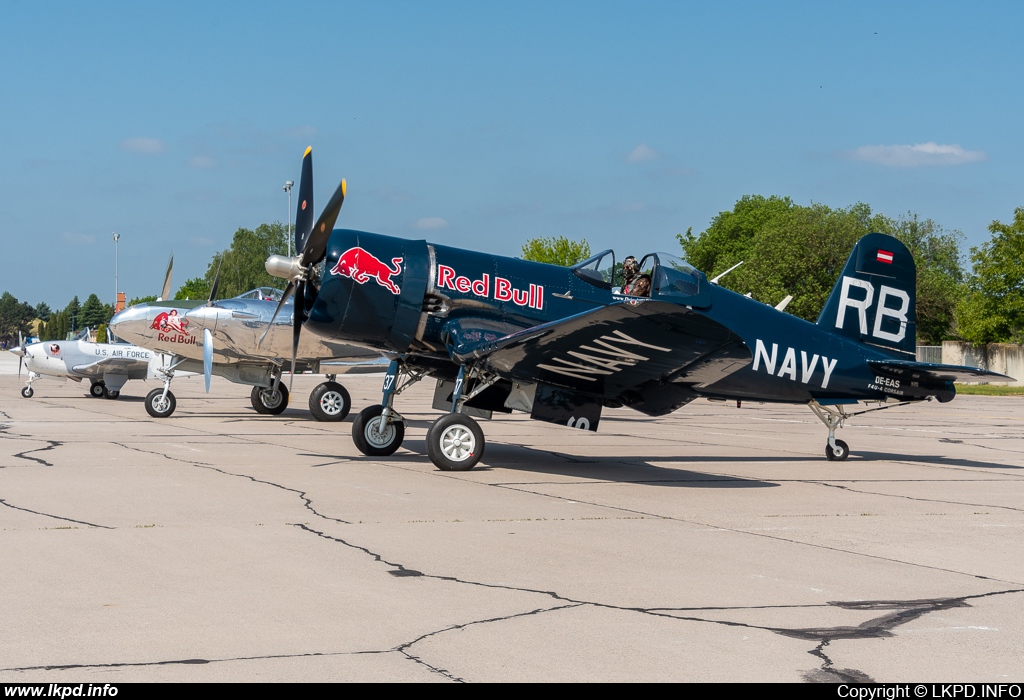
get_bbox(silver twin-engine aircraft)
[108,286,380,419]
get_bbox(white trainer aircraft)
[11,329,176,400]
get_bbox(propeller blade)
[289,280,305,395]
[17,332,24,376]
[208,257,223,306]
[203,329,213,393]
[299,178,346,268]
[294,146,314,256]
[159,253,174,301]
[258,281,294,348]
[18,354,23,378]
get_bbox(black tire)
[255,384,289,415]
[104,389,120,400]
[21,386,33,398]
[145,388,176,418]
[825,438,850,461]
[250,386,270,414]
[352,405,405,456]
[308,382,351,422]
[426,413,485,471]
[90,382,106,398]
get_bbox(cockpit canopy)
[571,250,711,307]
[236,287,285,302]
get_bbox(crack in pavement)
[393,603,584,682]
[292,521,1024,682]
[489,482,1024,586]
[112,443,352,525]
[12,440,62,467]
[0,498,113,529]
[814,480,1024,513]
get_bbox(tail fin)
[817,233,916,358]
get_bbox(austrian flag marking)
[877,249,894,264]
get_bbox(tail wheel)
[145,389,176,418]
[825,439,850,461]
[90,382,106,398]
[426,413,485,471]
[21,386,33,399]
[352,405,405,456]
[309,381,351,422]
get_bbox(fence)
[915,343,1024,386]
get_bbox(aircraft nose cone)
[9,345,24,357]
[110,303,149,330]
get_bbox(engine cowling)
[306,229,429,353]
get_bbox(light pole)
[283,180,294,257]
[113,232,120,308]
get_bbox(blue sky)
[2,1,1021,308]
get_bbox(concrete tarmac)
[1,362,1022,682]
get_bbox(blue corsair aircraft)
[262,158,1013,471]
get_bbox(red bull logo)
[331,247,403,295]
[150,310,194,344]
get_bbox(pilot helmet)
[623,256,639,278]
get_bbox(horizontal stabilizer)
[868,360,1015,383]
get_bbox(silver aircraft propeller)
[201,258,223,393]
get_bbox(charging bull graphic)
[331,247,403,295]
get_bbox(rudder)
[816,233,916,358]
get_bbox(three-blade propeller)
[262,147,347,394]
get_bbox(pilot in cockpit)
[621,256,651,297]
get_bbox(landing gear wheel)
[250,386,270,414]
[104,389,120,400]
[21,386,33,398]
[251,385,289,415]
[145,389,176,418]
[352,405,405,456]
[825,439,849,461]
[90,382,106,398]
[309,381,351,422]
[427,413,485,471]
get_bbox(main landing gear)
[308,375,351,422]
[251,384,289,415]
[352,360,493,471]
[89,381,120,400]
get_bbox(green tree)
[955,207,1024,343]
[35,302,51,321]
[42,310,69,341]
[80,294,109,329]
[521,236,592,267]
[64,296,81,333]
[174,277,211,301]
[206,222,289,298]
[127,294,158,307]
[0,292,36,339]
[678,196,965,341]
